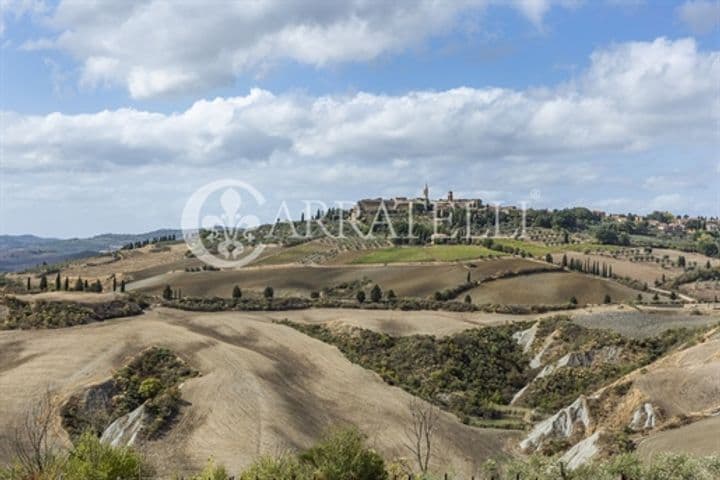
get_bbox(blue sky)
[1,0,719,237]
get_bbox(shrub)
[239,454,306,480]
[189,459,231,480]
[62,431,152,480]
[138,377,163,399]
[300,427,387,480]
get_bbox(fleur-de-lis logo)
[182,180,266,268]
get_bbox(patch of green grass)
[254,242,324,265]
[490,238,622,257]
[352,245,501,264]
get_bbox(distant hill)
[0,229,182,272]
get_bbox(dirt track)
[0,308,518,476]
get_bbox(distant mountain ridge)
[0,229,182,272]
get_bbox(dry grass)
[0,307,518,477]
[636,415,720,459]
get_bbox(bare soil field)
[128,258,543,299]
[571,310,720,339]
[627,330,720,419]
[10,291,124,304]
[557,252,676,285]
[680,280,720,302]
[257,308,531,337]
[32,243,204,286]
[651,248,720,269]
[466,272,639,305]
[0,307,517,476]
[557,249,719,286]
[636,415,720,459]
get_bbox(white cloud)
[18,0,579,98]
[3,37,717,176]
[677,0,720,35]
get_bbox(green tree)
[55,272,61,290]
[386,289,396,301]
[370,284,382,303]
[26,277,31,291]
[595,226,620,245]
[112,277,117,292]
[232,285,242,299]
[263,286,274,300]
[356,290,366,303]
[464,294,472,304]
[120,279,126,293]
[569,296,578,305]
[545,253,553,264]
[603,294,612,304]
[39,274,48,291]
[64,277,69,291]
[75,277,84,291]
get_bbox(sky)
[1,0,719,238]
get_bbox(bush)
[300,427,387,480]
[189,459,230,480]
[239,454,305,480]
[63,431,152,480]
[138,377,163,399]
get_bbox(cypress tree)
[27,277,31,291]
[63,277,69,291]
[55,272,61,290]
[112,277,117,292]
[39,274,48,291]
[75,277,83,291]
[120,280,126,293]
[370,284,382,303]
[162,285,173,300]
